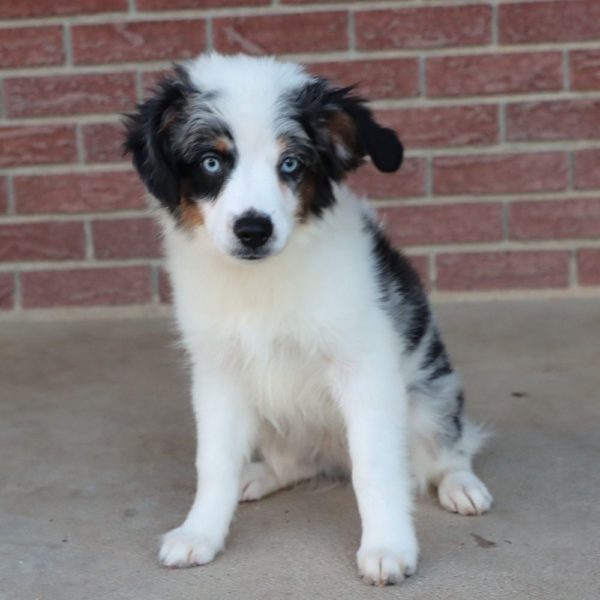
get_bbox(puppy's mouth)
[232,248,271,261]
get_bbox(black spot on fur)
[452,391,465,437]
[421,329,453,380]
[364,216,430,351]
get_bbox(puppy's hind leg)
[239,430,323,502]
[239,460,321,502]
[410,363,493,517]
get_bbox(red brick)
[158,268,172,304]
[577,249,600,286]
[427,52,563,98]
[381,203,503,247]
[0,0,126,19]
[434,152,568,196]
[347,158,425,199]
[0,125,77,168]
[138,0,268,7]
[22,266,153,308]
[14,172,145,215]
[0,178,7,214]
[378,105,498,148]
[306,58,419,99]
[356,5,491,50]
[405,255,430,290]
[506,100,600,142]
[82,122,127,164]
[500,0,600,44]
[0,222,85,262]
[570,50,600,91]
[5,73,136,118]
[0,26,64,69]
[92,218,161,260]
[510,199,600,241]
[282,0,356,3]
[72,20,206,65]
[573,149,600,191]
[214,12,348,54]
[0,273,14,310]
[436,251,569,291]
[141,69,170,95]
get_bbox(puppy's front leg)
[336,357,419,586]
[159,362,255,568]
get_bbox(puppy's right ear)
[123,71,189,212]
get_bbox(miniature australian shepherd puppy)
[125,53,493,586]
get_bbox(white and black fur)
[125,53,493,586]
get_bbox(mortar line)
[135,70,144,102]
[567,150,575,191]
[13,271,22,310]
[83,220,94,260]
[491,0,499,47]
[347,11,356,54]
[63,23,73,67]
[563,49,571,91]
[75,123,85,164]
[205,17,214,52]
[569,249,578,287]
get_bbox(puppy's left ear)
[295,80,403,176]
[334,90,404,173]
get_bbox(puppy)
[125,53,492,586]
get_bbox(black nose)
[233,213,273,249]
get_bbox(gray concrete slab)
[1,298,599,600]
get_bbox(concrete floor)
[1,299,599,600]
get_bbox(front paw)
[159,526,223,568]
[357,538,419,586]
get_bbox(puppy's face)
[125,55,403,261]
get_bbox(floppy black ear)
[123,71,190,212]
[336,91,404,173]
[293,80,403,177]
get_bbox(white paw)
[438,471,493,516]
[357,539,418,586]
[239,462,280,502]
[159,526,222,568]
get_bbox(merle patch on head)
[280,78,404,218]
[123,66,235,224]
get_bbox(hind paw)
[438,471,493,516]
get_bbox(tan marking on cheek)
[296,175,316,223]
[179,198,204,230]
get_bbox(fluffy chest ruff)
[163,191,392,440]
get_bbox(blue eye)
[280,156,300,175]
[202,155,222,174]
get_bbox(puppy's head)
[125,54,403,261]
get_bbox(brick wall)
[1,0,599,312]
